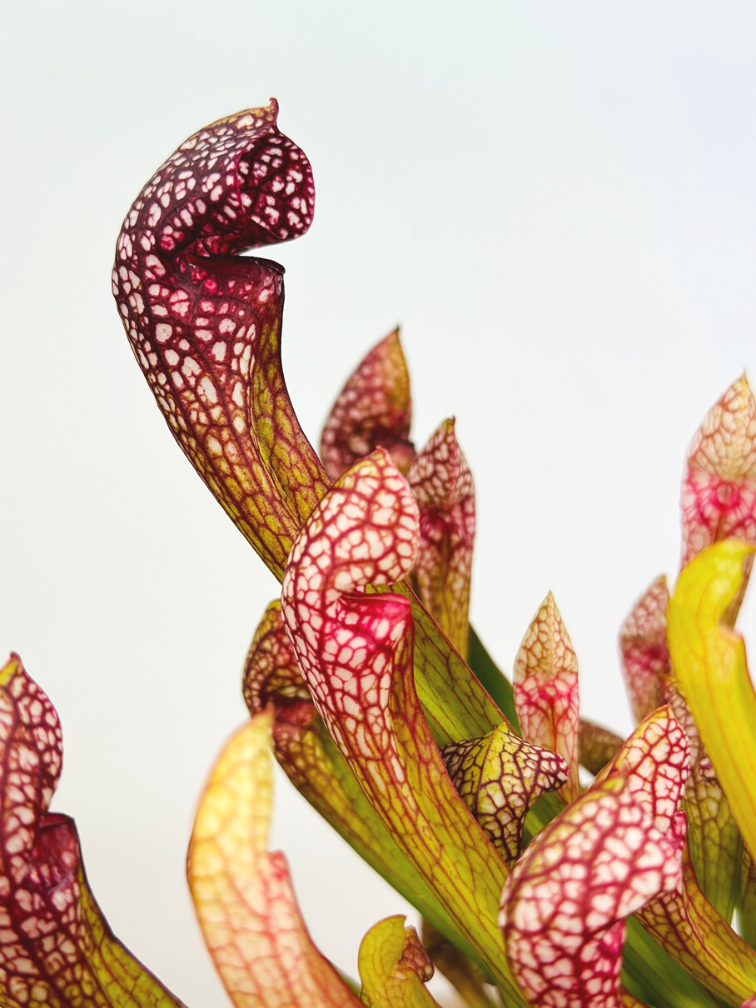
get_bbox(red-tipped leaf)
[619,576,670,724]
[0,655,186,1007]
[514,592,581,803]
[682,374,756,565]
[407,419,475,658]
[320,329,414,481]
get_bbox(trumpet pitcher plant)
[4,102,756,1008]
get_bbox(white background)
[2,3,756,1004]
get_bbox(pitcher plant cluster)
[3,103,756,1008]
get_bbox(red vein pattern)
[0,655,186,1007]
[620,574,740,918]
[280,449,420,758]
[114,107,513,768]
[441,724,568,863]
[320,329,415,481]
[113,107,507,765]
[280,450,526,1000]
[594,708,690,833]
[358,916,437,1008]
[619,576,670,725]
[682,375,756,565]
[407,419,475,658]
[636,811,756,1004]
[500,708,689,1008]
[513,592,580,803]
[673,381,756,916]
[621,581,741,917]
[113,101,330,580]
[242,601,473,956]
[242,599,311,716]
[658,376,756,921]
[591,706,756,998]
[628,380,756,925]
[188,711,361,1008]
[663,679,709,772]
[317,338,506,744]
[680,374,756,625]
[668,685,740,921]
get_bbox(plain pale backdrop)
[2,2,756,1004]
